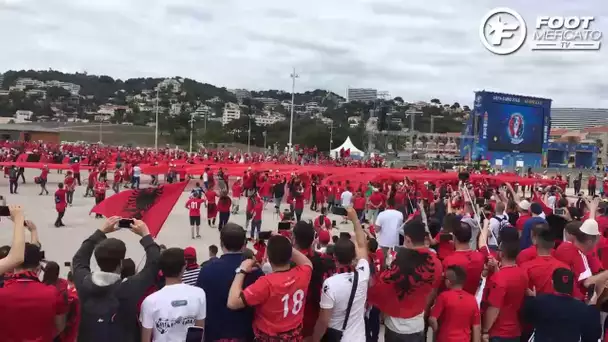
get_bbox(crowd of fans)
[3,144,608,341]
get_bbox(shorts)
[189,216,201,226]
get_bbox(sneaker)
[196,235,201,238]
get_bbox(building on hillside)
[156,78,181,93]
[551,108,608,130]
[192,105,213,118]
[222,103,241,125]
[0,90,9,97]
[347,88,377,103]
[45,80,81,95]
[229,89,251,102]
[0,73,4,88]
[14,110,34,121]
[348,116,361,128]
[0,124,60,143]
[170,103,182,116]
[25,89,46,98]
[254,114,285,126]
[254,97,280,108]
[15,78,45,89]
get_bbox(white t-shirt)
[341,191,353,208]
[375,209,404,248]
[133,166,141,177]
[320,259,370,342]
[202,172,208,182]
[140,283,207,342]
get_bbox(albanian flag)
[90,181,188,237]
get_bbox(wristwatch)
[235,267,248,275]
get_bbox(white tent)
[330,136,365,159]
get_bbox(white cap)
[580,219,600,236]
[518,200,531,211]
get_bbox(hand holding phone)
[185,326,204,342]
[118,218,134,229]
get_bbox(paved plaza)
[0,171,353,274]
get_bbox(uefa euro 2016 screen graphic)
[486,102,545,153]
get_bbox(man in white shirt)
[140,248,206,342]
[131,164,141,189]
[375,198,404,265]
[340,187,353,209]
[488,202,509,248]
[313,208,370,342]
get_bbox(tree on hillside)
[47,87,71,101]
[430,98,441,105]
[394,96,404,104]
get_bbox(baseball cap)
[580,219,600,236]
[530,202,543,215]
[518,200,531,211]
[184,247,197,260]
[318,229,331,244]
[552,267,574,295]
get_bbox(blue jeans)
[131,176,140,189]
[250,219,261,238]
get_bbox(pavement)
[0,171,355,275]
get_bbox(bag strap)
[341,268,359,330]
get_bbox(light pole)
[154,88,159,151]
[247,115,252,154]
[288,67,298,155]
[430,115,442,134]
[263,131,267,150]
[98,121,103,143]
[329,121,334,151]
[188,112,195,154]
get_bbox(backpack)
[80,283,125,342]
[494,215,513,243]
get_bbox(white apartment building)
[14,110,34,121]
[347,88,377,103]
[222,103,241,125]
[170,103,182,116]
[254,114,285,126]
[16,78,45,89]
[192,105,213,118]
[348,116,361,128]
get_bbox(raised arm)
[0,205,26,274]
[346,207,368,261]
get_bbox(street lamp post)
[288,68,298,156]
[329,121,334,151]
[189,113,195,154]
[247,115,252,154]
[154,88,159,151]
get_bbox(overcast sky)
[0,0,606,107]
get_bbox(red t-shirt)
[442,250,486,295]
[71,163,80,173]
[554,241,600,300]
[368,192,384,208]
[64,176,75,190]
[55,188,67,211]
[482,265,528,338]
[40,169,49,180]
[294,195,304,210]
[0,278,69,342]
[205,190,217,204]
[94,181,107,195]
[232,183,243,197]
[515,214,531,232]
[253,200,264,220]
[430,289,481,342]
[434,233,455,260]
[113,170,122,182]
[217,197,232,213]
[186,198,204,217]
[243,265,313,338]
[520,255,568,295]
[88,171,98,183]
[516,246,538,265]
[353,196,366,210]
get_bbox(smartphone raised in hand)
[0,206,10,217]
[185,326,204,342]
[118,218,134,229]
[258,231,272,240]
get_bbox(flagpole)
[154,88,159,151]
[289,67,298,157]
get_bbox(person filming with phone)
[72,216,161,342]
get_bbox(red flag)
[90,181,188,237]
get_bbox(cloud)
[0,0,606,107]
